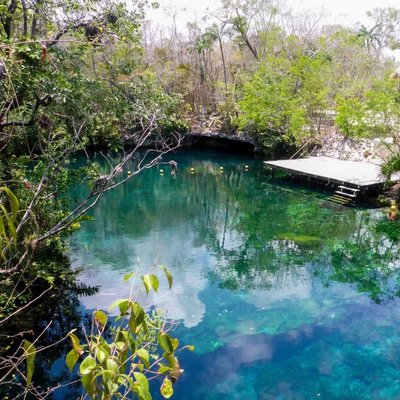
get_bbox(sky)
[146,0,400,29]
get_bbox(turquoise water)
[68,149,400,399]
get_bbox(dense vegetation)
[0,0,399,398]
[0,0,185,397]
[144,2,400,152]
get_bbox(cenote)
[60,148,400,399]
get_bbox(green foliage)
[22,340,36,387]
[0,3,185,397]
[0,0,185,156]
[238,54,330,152]
[67,268,190,400]
[0,187,19,260]
[336,78,400,137]
[381,152,400,179]
[0,0,186,332]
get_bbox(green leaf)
[136,348,150,368]
[163,352,182,383]
[80,355,96,375]
[132,302,145,324]
[170,337,179,351]
[109,298,131,315]
[66,349,79,372]
[163,352,176,368]
[141,274,159,294]
[159,265,173,289]
[115,341,126,351]
[129,302,145,333]
[106,358,118,374]
[158,332,174,353]
[94,310,107,328]
[96,348,106,364]
[81,372,95,397]
[118,374,136,391]
[158,365,172,374]
[160,377,174,399]
[1,187,19,221]
[22,340,35,386]
[134,372,149,393]
[0,205,17,245]
[106,380,119,394]
[0,214,5,238]
[124,272,135,281]
[69,333,84,355]
[98,336,111,354]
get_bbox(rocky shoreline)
[313,131,396,165]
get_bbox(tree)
[0,0,185,397]
[237,52,330,153]
[366,7,400,52]
[221,0,280,61]
[336,77,400,137]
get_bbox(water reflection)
[68,149,400,399]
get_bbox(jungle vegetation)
[0,0,399,398]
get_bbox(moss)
[277,232,322,247]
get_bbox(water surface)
[69,149,400,399]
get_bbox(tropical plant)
[66,267,191,400]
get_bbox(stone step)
[331,194,350,201]
[330,195,351,204]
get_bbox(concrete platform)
[264,157,399,189]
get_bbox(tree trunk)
[218,36,228,92]
[3,0,18,39]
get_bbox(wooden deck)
[264,157,399,190]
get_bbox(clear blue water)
[67,149,400,399]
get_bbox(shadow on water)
[0,281,97,399]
